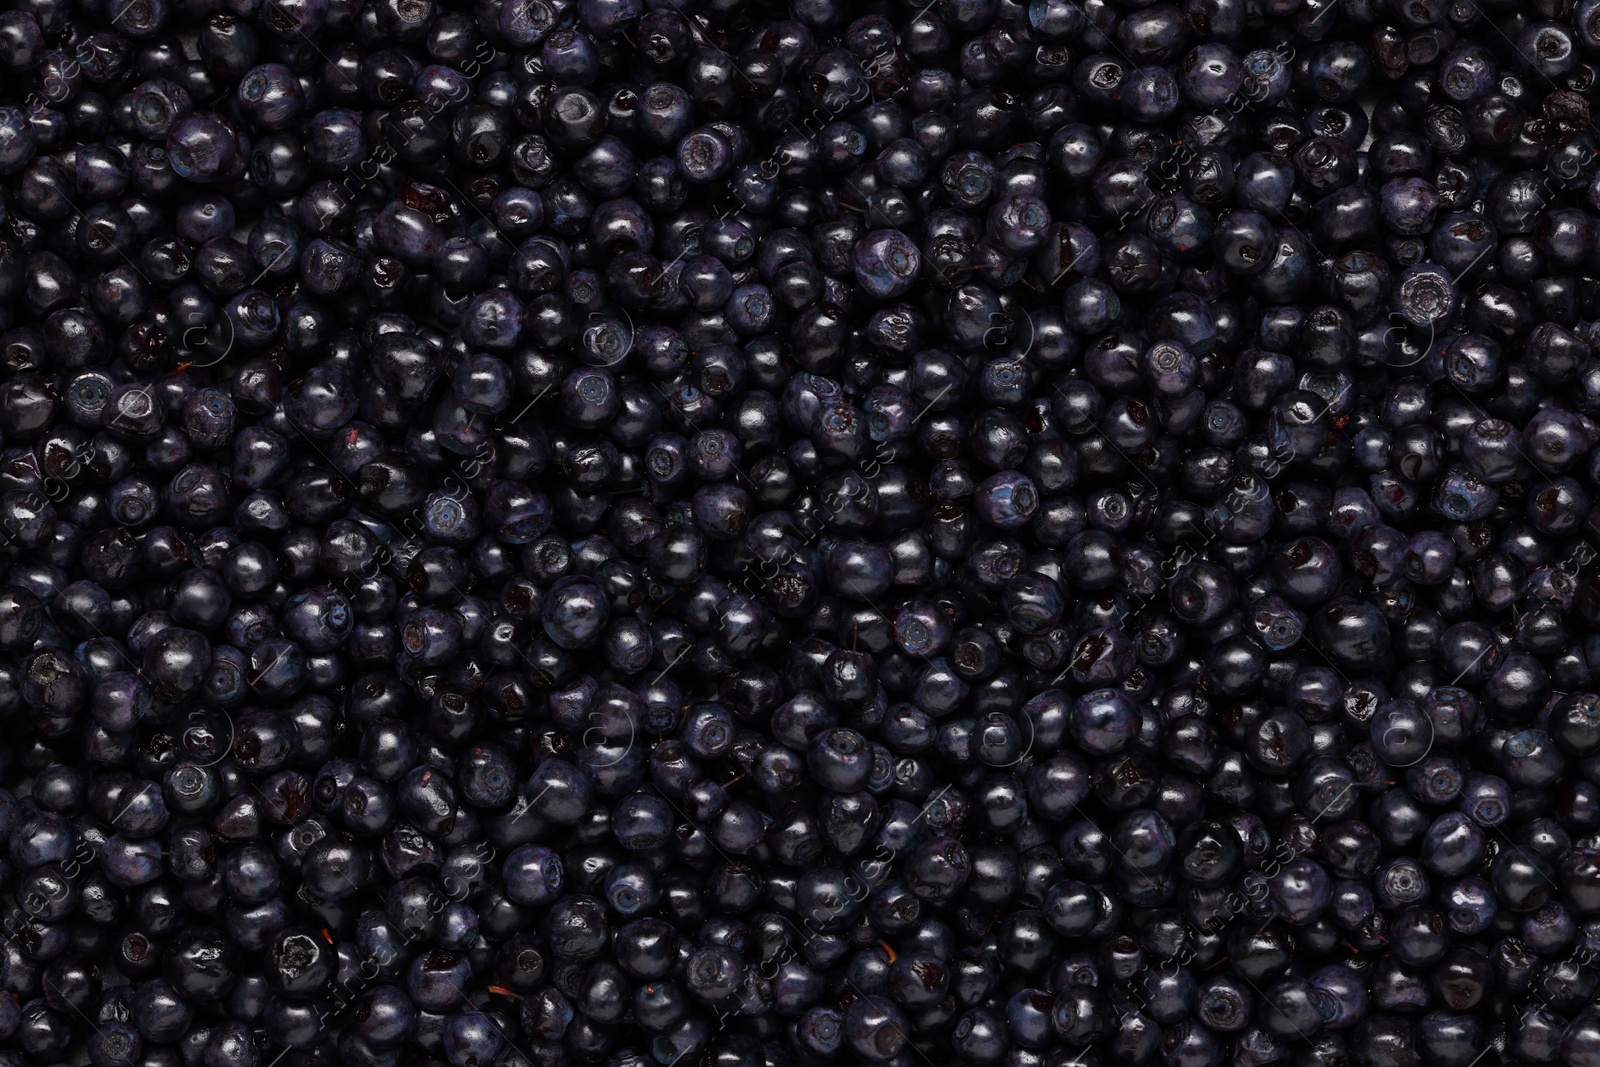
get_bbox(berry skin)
[853,229,922,300]
[6,2,1600,1065]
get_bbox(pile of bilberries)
[6,0,1600,1064]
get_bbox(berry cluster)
[5,0,1600,1064]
